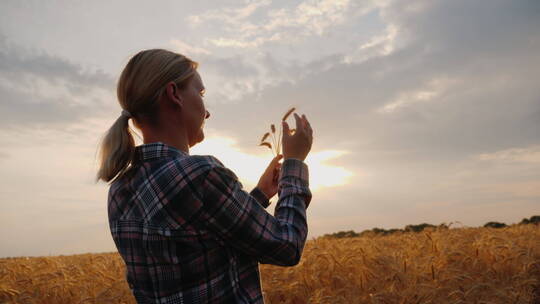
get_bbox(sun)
[190,134,353,193]
[304,150,354,191]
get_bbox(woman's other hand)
[282,113,313,161]
[256,154,283,200]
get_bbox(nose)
[205,110,210,119]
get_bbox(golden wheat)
[1,225,539,303]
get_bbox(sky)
[0,0,538,258]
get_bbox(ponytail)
[95,114,135,183]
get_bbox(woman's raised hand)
[281,113,313,161]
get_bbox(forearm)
[250,187,270,208]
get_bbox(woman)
[96,49,313,303]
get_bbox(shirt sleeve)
[199,158,311,266]
[249,187,270,208]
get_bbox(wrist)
[256,185,269,199]
[280,158,310,182]
[283,156,305,162]
[284,157,304,161]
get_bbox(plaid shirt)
[108,142,311,303]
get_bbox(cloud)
[209,34,282,49]
[478,146,540,164]
[175,1,388,105]
[0,36,115,128]
[197,0,540,167]
[264,0,354,35]
[194,54,265,104]
[171,49,303,105]
[377,76,458,113]
[189,0,378,49]
[188,0,272,26]
[343,23,398,64]
[169,39,212,56]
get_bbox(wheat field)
[1,224,539,303]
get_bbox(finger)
[302,114,307,129]
[302,114,311,129]
[294,113,304,133]
[272,154,283,164]
[266,157,282,174]
[303,118,312,136]
[302,114,310,131]
[273,170,279,181]
[282,120,290,136]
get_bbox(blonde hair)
[96,49,198,183]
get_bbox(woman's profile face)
[179,70,210,147]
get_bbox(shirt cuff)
[280,158,309,182]
[250,186,270,208]
[277,158,311,208]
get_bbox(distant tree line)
[518,215,540,225]
[322,215,540,239]
[483,215,540,228]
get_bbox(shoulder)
[165,154,234,178]
[165,155,241,198]
[180,154,225,169]
[185,155,240,182]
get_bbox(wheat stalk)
[259,107,296,156]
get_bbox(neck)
[140,122,190,154]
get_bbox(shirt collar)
[134,142,189,162]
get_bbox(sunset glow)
[305,150,354,191]
[191,134,353,192]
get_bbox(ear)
[164,81,184,109]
